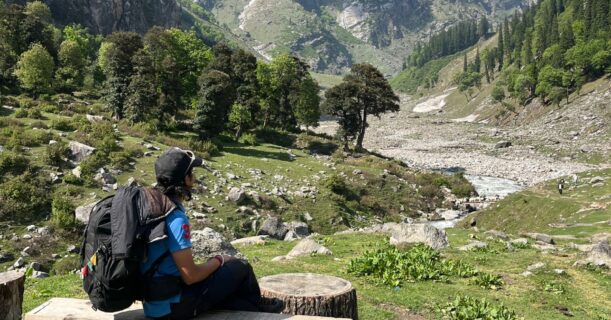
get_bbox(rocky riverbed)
[315,86,610,187]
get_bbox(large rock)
[68,141,95,162]
[286,239,332,258]
[524,233,555,245]
[458,240,487,251]
[574,237,611,268]
[258,217,289,240]
[286,221,310,239]
[190,228,242,259]
[75,202,97,224]
[94,172,116,185]
[495,141,512,149]
[231,235,269,247]
[228,187,247,204]
[389,224,449,249]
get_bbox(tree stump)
[259,273,358,320]
[0,271,25,320]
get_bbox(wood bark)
[259,273,358,320]
[0,271,25,320]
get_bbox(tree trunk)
[355,111,367,151]
[0,271,25,320]
[260,273,358,320]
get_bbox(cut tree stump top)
[0,270,24,284]
[259,273,353,297]
[24,298,347,320]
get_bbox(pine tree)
[125,49,158,123]
[194,70,235,139]
[498,23,505,71]
[463,53,468,72]
[473,47,481,73]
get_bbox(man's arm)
[172,249,237,285]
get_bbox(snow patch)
[413,93,450,113]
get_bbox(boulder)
[67,245,79,254]
[389,224,449,249]
[283,231,299,242]
[286,239,332,258]
[458,240,488,251]
[190,228,242,259]
[510,238,529,246]
[524,233,555,244]
[231,235,269,247]
[495,141,512,149]
[75,202,97,224]
[71,166,82,178]
[574,238,611,268]
[257,217,288,240]
[13,257,25,268]
[527,262,546,271]
[68,141,95,162]
[31,271,49,279]
[485,230,509,240]
[94,172,116,185]
[86,114,105,122]
[228,187,247,204]
[590,176,604,184]
[286,221,310,238]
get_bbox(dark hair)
[155,169,193,201]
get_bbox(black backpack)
[80,187,180,312]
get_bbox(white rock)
[286,239,332,258]
[389,224,449,249]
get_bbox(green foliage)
[55,40,87,92]
[471,272,504,290]
[391,55,455,93]
[50,196,76,229]
[491,85,506,103]
[238,133,258,146]
[0,152,30,179]
[50,118,75,131]
[124,49,158,123]
[14,108,28,118]
[194,69,234,139]
[348,244,479,286]
[228,103,252,139]
[44,141,70,166]
[0,172,51,221]
[51,255,81,275]
[24,1,51,23]
[188,139,220,158]
[14,43,54,94]
[439,296,519,320]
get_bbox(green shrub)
[27,108,44,119]
[471,272,504,290]
[14,108,28,118]
[322,174,349,196]
[71,115,91,132]
[51,255,80,275]
[62,173,84,186]
[0,173,51,221]
[110,151,133,171]
[0,152,30,178]
[189,139,220,159]
[29,120,48,129]
[438,296,518,320]
[50,196,76,229]
[50,118,75,131]
[255,128,295,147]
[348,244,478,286]
[40,103,59,113]
[238,133,258,146]
[44,142,70,166]
[79,152,108,184]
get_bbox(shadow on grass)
[223,146,294,162]
[0,106,15,116]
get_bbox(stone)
[67,245,79,254]
[271,256,287,262]
[286,239,332,258]
[127,177,138,187]
[86,114,105,122]
[525,233,555,244]
[21,247,32,256]
[231,236,269,247]
[458,240,488,251]
[72,166,82,178]
[303,212,313,222]
[190,228,242,259]
[389,224,449,249]
[495,141,512,149]
[29,262,42,271]
[144,143,160,151]
[510,238,529,245]
[521,271,533,277]
[69,141,96,162]
[484,230,509,240]
[31,271,49,279]
[13,257,25,268]
[352,169,362,175]
[590,176,604,184]
[51,254,60,259]
[533,242,556,251]
[554,269,566,275]
[580,145,593,153]
[75,202,97,224]
[26,225,36,232]
[283,231,299,242]
[94,172,116,185]
[228,187,247,204]
[286,221,310,238]
[574,238,611,268]
[527,262,546,271]
[258,217,289,240]
[22,234,32,240]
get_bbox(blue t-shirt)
[141,204,192,318]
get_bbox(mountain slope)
[196,0,529,75]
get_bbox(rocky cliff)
[8,0,181,35]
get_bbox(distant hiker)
[558,178,565,195]
[143,147,283,319]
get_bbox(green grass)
[468,168,611,235]
[23,231,611,319]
